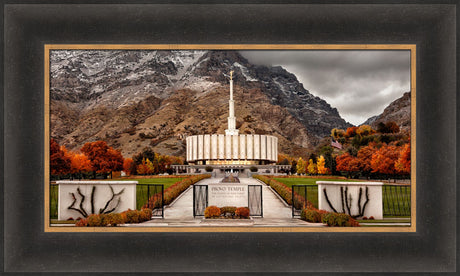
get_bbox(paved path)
[139,177,323,227]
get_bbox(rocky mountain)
[50,50,352,158]
[362,92,411,133]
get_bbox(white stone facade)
[186,134,278,164]
[56,181,137,221]
[317,181,384,219]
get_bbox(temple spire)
[225,70,239,135]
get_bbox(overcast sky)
[239,50,411,126]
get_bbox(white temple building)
[173,71,290,175]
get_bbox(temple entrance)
[192,183,263,217]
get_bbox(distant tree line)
[275,122,410,180]
[50,139,184,180]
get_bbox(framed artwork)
[44,44,416,233]
[3,2,457,273]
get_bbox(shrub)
[253,175,293,205]
[87,214,104,227]
[301,208,322,223]
[235,207,250,219]
[120,208,152,224]
[140,208,153,221]
[123,209,141,223]
[346,217,360,227]
[103,213,124,226]
[205,166,213,172]
[299,206,360,227]
[249,166,258,172]
[204,206,221,218]
[143,174,210,209]
[75,218,88,227]
[322,212,353,227]
[220,206,237,217]
[75,209,153,227]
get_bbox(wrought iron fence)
[382,184,411,217]
[137,184,164,217]
[286,183,410,218]
[292,185,308,217]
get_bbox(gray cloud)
[239,50,411,125]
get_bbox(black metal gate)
[292,185,308,217]
[193,185,208,217]
[140,184,164,218]
[248,185,263,217]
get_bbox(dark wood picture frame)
[2,2,457,273]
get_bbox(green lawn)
[50,177,184,219]
[382,185,411,216]
[113,177,184,188]
[273,177,352,187]
[357,218,411,223]
[50,184,59,219]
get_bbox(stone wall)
[317,181,383,219]
[56,181,137,220]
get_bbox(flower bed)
[301,207,360,227]
[75,208,152,227]
[142,174,210,209]
[253,175,314,209]
[204,206,250,219]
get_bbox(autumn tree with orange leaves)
[69,153,92,174]
[60,146,93,178]
[370,143,400,176]
[356,142,378,178]
[335,152,361,178]
[345,126,359,138]
[64,150,92,179]
[80,141,124,177]
[50,139,71,176]
[123,158,136,176]
[395,143,411,174]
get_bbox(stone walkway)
[138,177,323,227]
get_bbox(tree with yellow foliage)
[356,124,375,136]
[331,128,346,140]
[296,157,306,175]
[307,159,317,175]
[317,155,329,175]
